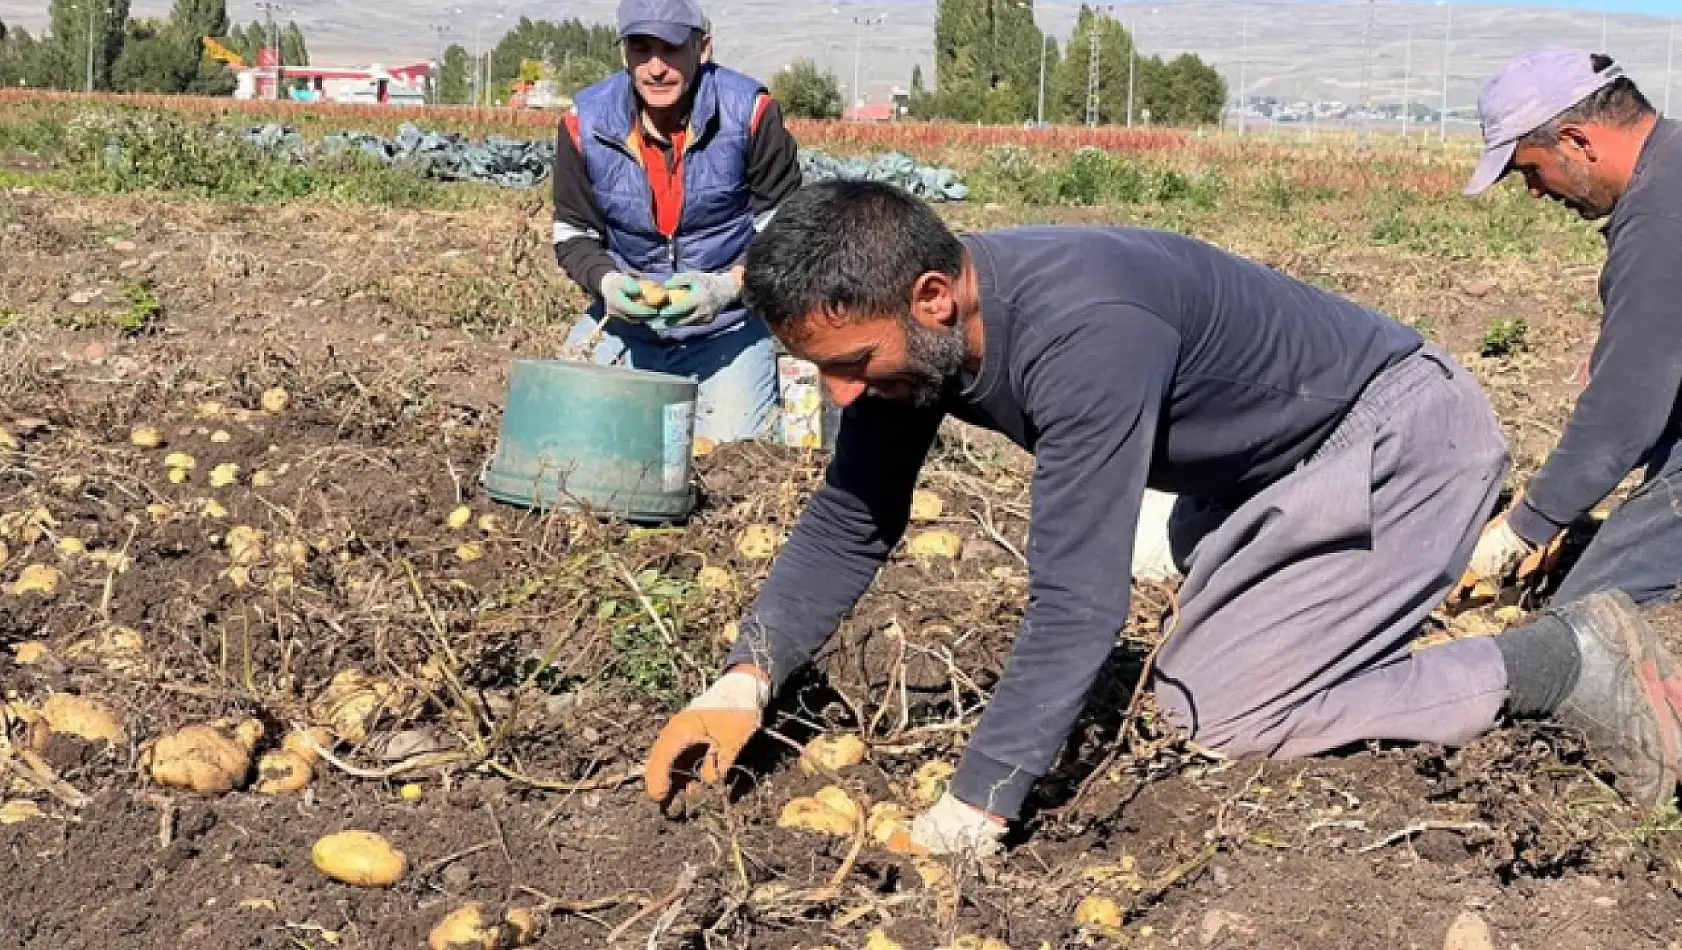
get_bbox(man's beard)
[873,319,968,409]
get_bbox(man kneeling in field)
[644,181,1682,856]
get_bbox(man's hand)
[658,271,741,326]
[884,791,1007,857]
[645,667,769,807]
[1468,516,1544,584]
[599,272,659,321]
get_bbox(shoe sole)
[1602,594,1682,809]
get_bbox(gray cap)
[617,0,706,45]
[1465,47,1625,196]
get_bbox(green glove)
[657,271,741,327]
[599,272,659,321]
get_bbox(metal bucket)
[484,359,698,522]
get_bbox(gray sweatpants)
[1151,344,1514,757]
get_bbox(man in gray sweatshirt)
[1464,48,1682,607]
[1459,48,1682,801]
[642,180,1682,857]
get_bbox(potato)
[446,506,473,530]
[695,566,735,592]
[776,788,861,837]
[909,490,945,523]
[913,858,949,889]
[164,452,196,471]
[867,802,910,845]
[251,470,276,488]
[130,426,164,448]
[148,722,257,794]
[10,564,63,597]
[911,761,954,806]
[734,524,783,560]
[798,734,868,775]
[209,463,240,488]
[864,930,904,950]
[226,526,264,565]
[906,529,962,559]
[0,427,16,452]
[254,749,314,794]
[12,641,48,665]
[0,539,8,571]
[455,542,484,563]
[261,388,290,413]
[0,800,43,824]
[637,279,668,307]
[40,694,125,746]
[667,287,692,309]
[1074,895,1123,931]
[399,782,424,803]
[210,430,232,444]
[312,830,407,887]
[427,903,540,950]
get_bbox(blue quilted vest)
[573,64,764,342]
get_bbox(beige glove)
[644,668,769,806]
[887,791,1007,857]
[1467,517,1539,583]
[1131,489,1183,582]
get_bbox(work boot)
[1550,590,1682,809]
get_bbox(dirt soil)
[2,187,1680,950]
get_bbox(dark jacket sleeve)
[724,397,943,685]
[747,99,803,218]
[947,309,1178,820]
[551,117,619,296]
[1508,212,1682,543]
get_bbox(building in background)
[234,58,431,105]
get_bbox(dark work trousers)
[1553,436,1682,608]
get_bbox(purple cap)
[617,0,706,45]
[1465,47,1625,196]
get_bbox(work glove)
[599,271,659,321]
[657,271,741,327]
[885,791,1007,858]
[1467,516,1542,584]
[645,668,769,807]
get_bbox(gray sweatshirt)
[1509,118,1682,544]
[725,226,1420,819]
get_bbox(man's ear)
[908,271,956,330]
[1557,124,1598,162]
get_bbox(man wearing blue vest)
[551,0,803,445]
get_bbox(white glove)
[691,668,771,711]
[1131,489,1184,583]
[906,791,1007,857]
[1467,517,1537,582]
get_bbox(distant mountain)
[4,0,1678,116]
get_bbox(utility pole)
[1600,5,1609,53]
[1126,16,1136,127]
[1237,12,1248,134]
[255,1,285,100]
[1037,32,1049,126]
[1360,0,1375,139]
[1438,0,1452,142]
[1086,17,1101,126]
[851,14,883,108]
[83,2,97,94]
[1402,6,1413,137]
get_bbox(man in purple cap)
[1460,48,1682,808]
[551,0,802,446]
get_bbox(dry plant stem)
[606,863,699,944]
[607,553,709,680]
[488,758,644,792]
[1064,587,1184,815]
[1357,820,1492,853]
[1,751,91,808]
[421,841,496,878]
[516,885,636,915]
[301,735,473,780]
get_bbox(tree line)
[0,0,309,95]
[432,17,621,106]
[769,1,1226,127]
